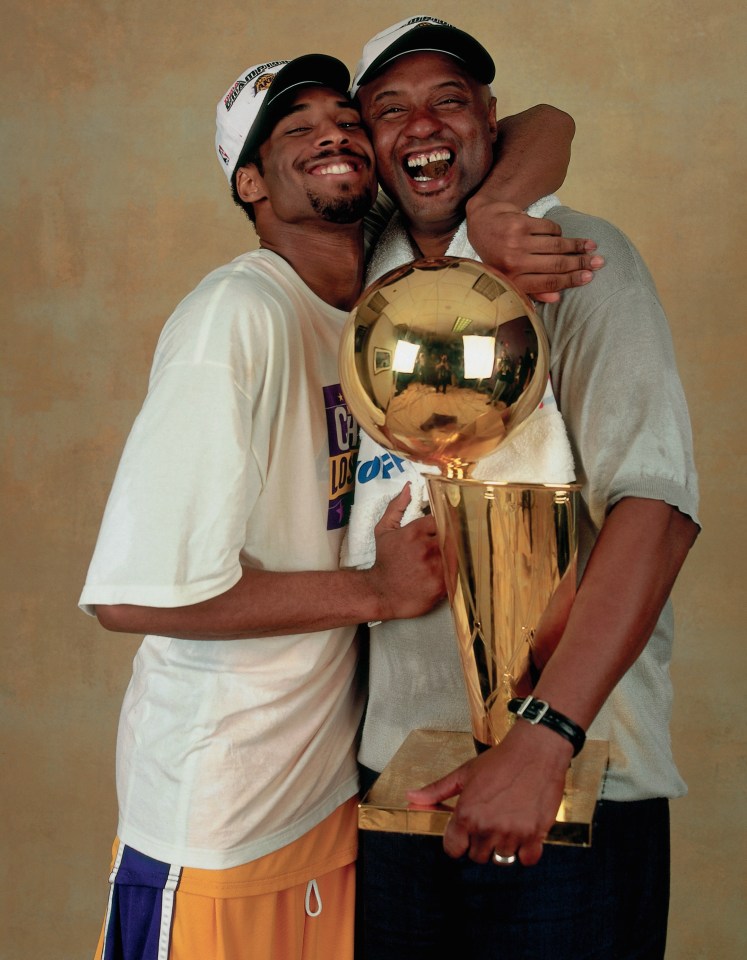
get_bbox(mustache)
[302,147,372,170]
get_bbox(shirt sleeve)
[79,358,260,613]
[551,277,700,532]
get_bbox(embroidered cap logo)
[254,73,275,94]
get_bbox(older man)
[348,16,699,960]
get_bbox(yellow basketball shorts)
[94,797,358,960]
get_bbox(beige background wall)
[2,1,744,956]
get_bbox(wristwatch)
[508,696,586,757]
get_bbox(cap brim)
[236,54,351,170]
[355,25,494,93]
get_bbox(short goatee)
[306,187,373,224]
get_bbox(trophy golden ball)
[339,258,550,477]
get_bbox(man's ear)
[487,96,499,144]
[235,163,268,204]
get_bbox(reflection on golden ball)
[339,258,549,477]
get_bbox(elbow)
[675,509,700,553]
[535,103,576,140]
[95,604,140,634]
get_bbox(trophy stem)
[426,478,580,748]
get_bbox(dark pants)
[357,765,670,960]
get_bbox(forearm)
[464,105,600,300]
[96,566,383,640]
[95,486,447,639]
[533,497,699,729]
[467,104,574,212]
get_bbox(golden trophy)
[340,258,608,846]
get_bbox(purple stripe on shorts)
[101,845,181,960]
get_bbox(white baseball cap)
[351,15,495,97]
[215,54,351,181]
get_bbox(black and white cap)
[351,15,495,97]
[215,54,351,180]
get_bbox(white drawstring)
[305,878,322,917]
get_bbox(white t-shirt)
[80,249,363,869]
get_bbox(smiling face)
[244,86,376,225]
[357,52,498,242]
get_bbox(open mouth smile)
[306,154,368,177]
[404,149,454,182]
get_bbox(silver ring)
[491,851,517,866]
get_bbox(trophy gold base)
[358,729,609,847]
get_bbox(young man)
[348,16,699,959]
[80,49,585,960]
[80,55,447,960]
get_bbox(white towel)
[341,196,575,571]
[366,194,561,286]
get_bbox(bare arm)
[482,104,575,210]
[96,485,446,639]
[408,497,698,864]
[466,105,603,302]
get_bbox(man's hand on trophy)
[365,483,447,621]
[406,720,572,866]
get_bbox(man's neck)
[407,214,463,259]
[257,220,366,311]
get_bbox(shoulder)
[154,250,305,370]
[184,249,301,316]
[550,206,658,295]
[540,207,665,345]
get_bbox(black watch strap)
[508,696,586,757]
